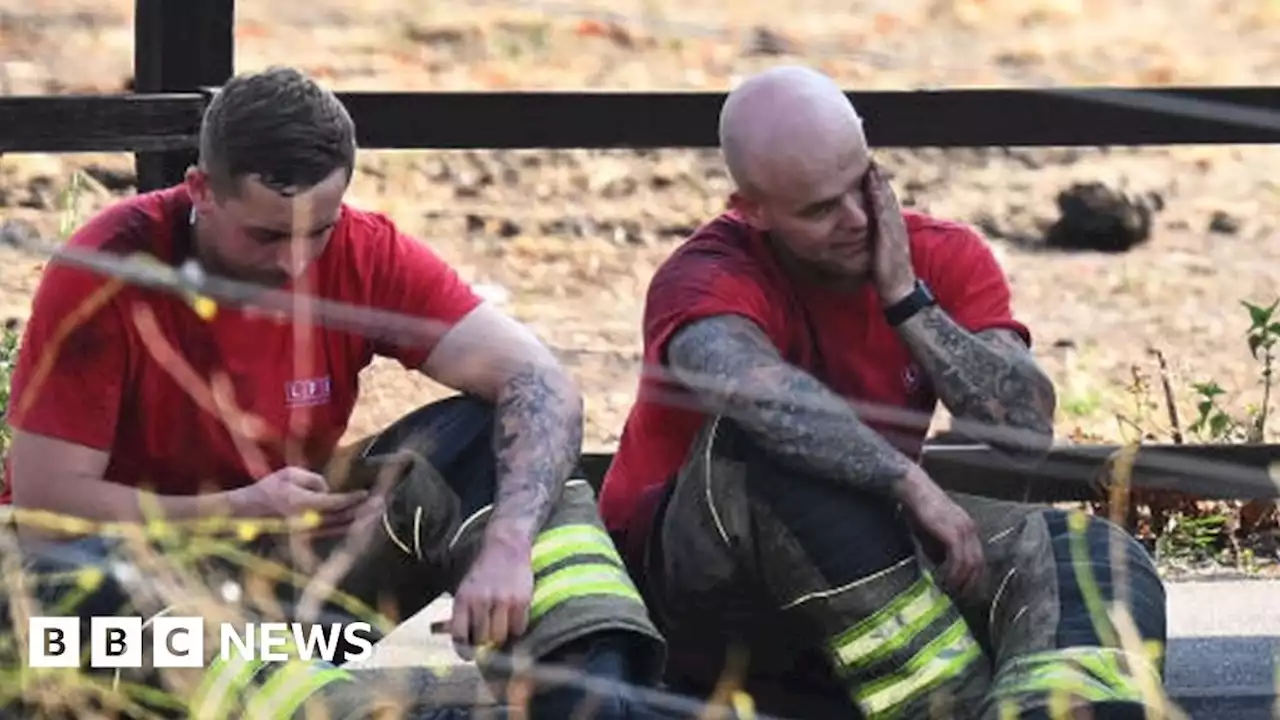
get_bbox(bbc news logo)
[27,616,375,669]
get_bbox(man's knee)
[437,483,669,718]
[346,398,665,682]
[328,394,499,498]
[981,509,1169,719]
[658,418,992,718]
[672,414,918,589]
[1041,509,1167,650]
[987,506,1166,659]
[346,395,503,569]
[357,394,600,546]
[490,483,665,679]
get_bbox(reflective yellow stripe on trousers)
[528,523,643,622]
[828,574,982,720]
[990,646,1160,707]
[243,661,353,719]
[190,644,353,720]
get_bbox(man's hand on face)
[865,162,919,305]
[232,466,372,533]
[449,525,534,661]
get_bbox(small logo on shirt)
[285,376,332,408]
[902,364,924,392]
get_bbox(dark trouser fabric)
[6,395,666,720]
[622,415,1169,720]
[946,491,1169,720]
[322,395,665,679]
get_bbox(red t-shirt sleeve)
[644,244,786,366]
[920,225,1032,347]
[363,222,484,370]
[8,225,131,452]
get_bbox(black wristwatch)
[884,279,937,327]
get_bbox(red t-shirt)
[2,185,482,502]
[598,209,1031,533]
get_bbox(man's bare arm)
[8,431,239,541]
[421,303,583,546]
[666,314,921,495]
[895,305,1057,456]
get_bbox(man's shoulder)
[903,209,1002,270]
[328,203,452,265]
[65,186,186,254]
[903,210,986,250]
[33,186,186,306]
[331,202,397,251]
[651,210,766,284]
[676,210,757,256]
[320,203,414,277]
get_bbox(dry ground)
[4,0,1280,455]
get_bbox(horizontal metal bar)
[581,441,1280,502]
[337,86,1280,149]
[4,86,1280,154]
[0,93,206,153]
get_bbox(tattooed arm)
[422,303,583,546]
[894,305,1057,458]
[668,312,988,592]
[667,313,928,497]
[422,302,583,652]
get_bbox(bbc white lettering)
[90,616,143,668]
[28,616,374,668]
[28,617,80,668]
[154,616,205,668]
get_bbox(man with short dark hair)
[601,65,1169,720]
[5,66,666,719]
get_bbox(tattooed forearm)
[667,315,917,495]
[488,362,584,543]
[896,305,1057,454]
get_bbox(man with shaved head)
[601,65,1169,719]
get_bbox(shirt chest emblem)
[284,376,332,408]
[902,363,925,393]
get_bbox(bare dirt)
[4,0,1280,456]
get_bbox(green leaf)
[1250,334,1265,359]
[1244,301,1271,328]
[1210,413,1233,438]
[1194,381,1225,398]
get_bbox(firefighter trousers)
[625,414,1170,720]
[8,394,666,720]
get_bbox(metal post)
[133,0,234,192]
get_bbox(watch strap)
[884,279,937,327]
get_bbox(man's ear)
[184,167,217,214]
[729,191,771,231]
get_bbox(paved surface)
[350,579,1280,718]
[1161,579,1280,719]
